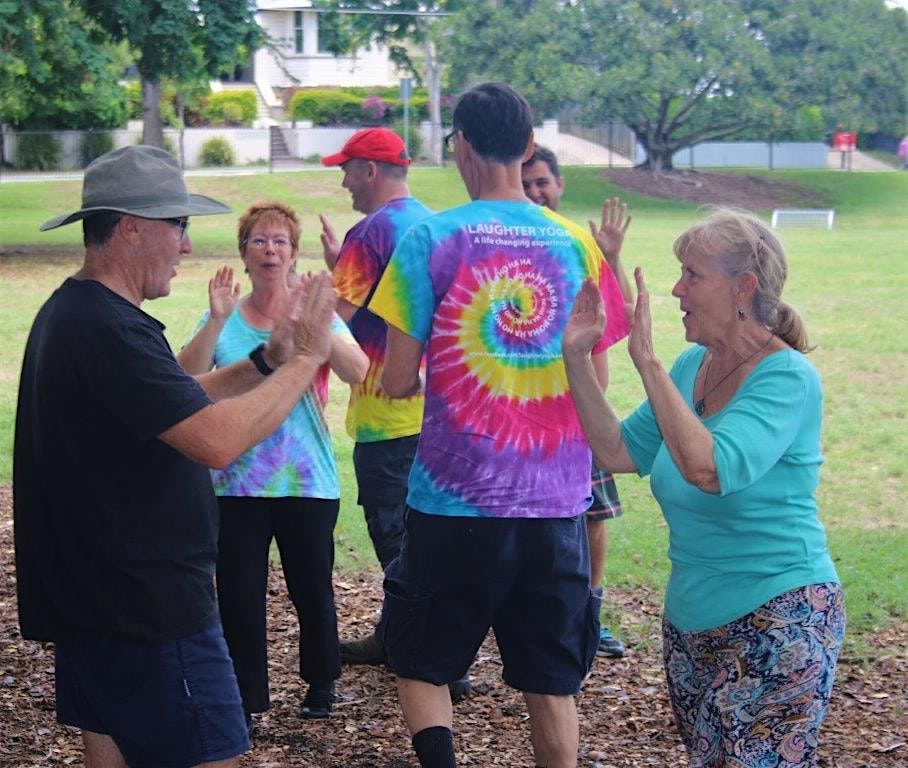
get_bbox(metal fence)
[1,120,644,181]
[558,121,639,166]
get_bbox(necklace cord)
[695,334,774,416]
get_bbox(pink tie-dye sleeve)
[593,258,630,353]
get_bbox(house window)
[294,11,304,54]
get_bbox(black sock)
[412,725,456,768]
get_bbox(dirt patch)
[605,168,828,210]
[1,485,905,767]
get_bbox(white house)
[253,1,403,101]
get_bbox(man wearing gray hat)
[13,145,337,768]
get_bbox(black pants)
[353,434,419,570]
[216,496,340,714]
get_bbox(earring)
[737,308,747,321]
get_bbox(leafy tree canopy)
[441,0,907,170]
[0,0,128,129]
[78,0,263,145]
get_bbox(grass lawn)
[0,166,904,652]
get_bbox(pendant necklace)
[694,334,774,416]
[248,295,280,323]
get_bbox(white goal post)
[771,209,835,230]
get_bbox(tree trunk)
[638,143,674,172]
[141,77,164,148]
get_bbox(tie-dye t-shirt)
[369,200,630,519]
[333,196,433,442]
[189,307,352,499]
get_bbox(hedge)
[287,87,452,127]
[203,90,258,127]
[289,89,363,125]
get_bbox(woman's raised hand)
[627,267,655,368]
[563,278,606,358]
[208,265,240,321]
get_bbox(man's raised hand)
[290,272,337,362]
[319,214,341,270]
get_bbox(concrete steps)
[270,128,293,162]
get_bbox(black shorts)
[378,508,600,696]
[55,620,248,768]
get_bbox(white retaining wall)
[2,125,834,170]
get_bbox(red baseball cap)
[321,128,411,167]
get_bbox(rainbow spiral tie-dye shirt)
[333,196,433,442]
[189,308,352,499]
[370,200,630,519]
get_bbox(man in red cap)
[321,126,414,169]
[318,129,462,683]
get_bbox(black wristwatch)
[248,343,274,376]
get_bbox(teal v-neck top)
[621,345,839,632]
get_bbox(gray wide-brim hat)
[40,144,231,231]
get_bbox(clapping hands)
[266,272,337,366]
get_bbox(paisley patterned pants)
[662,583,845,767]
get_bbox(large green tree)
[741,0,907,138]
[78,0,262,147]
[442,0,907,171]
[0,0,128,129]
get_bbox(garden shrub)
[203,90,257,126]
[286,87,453,128]
[289,89,362,125]
[345,86,399,100]
[15,133,62,171]
[199,136,234,167]
[361,95,390,124]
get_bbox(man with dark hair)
[14,145,337,768]
[368,83,630,768]
[522,145,633,659]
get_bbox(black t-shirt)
[14,278,218,641]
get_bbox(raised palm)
[563,278,606,357]
[208,265,240,321]
[589,197,632,264]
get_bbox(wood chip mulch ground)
[0,485,904,767]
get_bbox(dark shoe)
[244,712,256,740]
[448,672,471,703]
[597,626,625,658]
[339,631,387,665]
[298,682,336,720]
